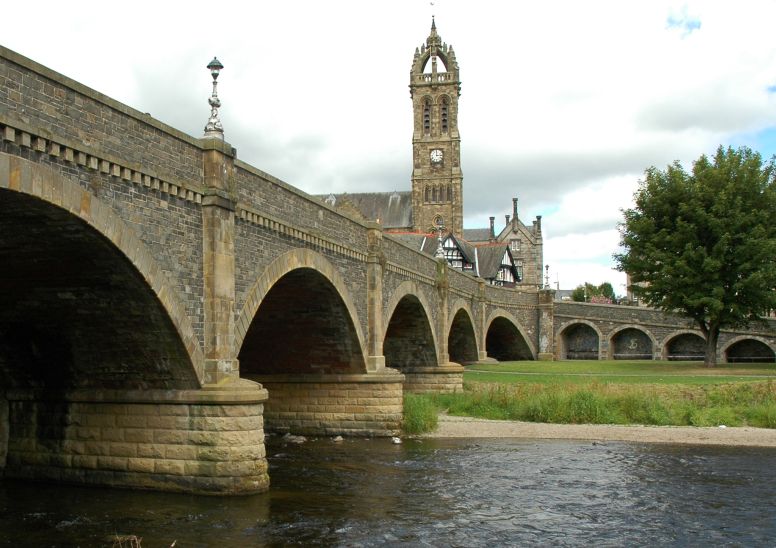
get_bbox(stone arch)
[382,281,438,370]
[484,308,537,360]
[0,154,203,387]
[662,330,705,361]
[722,336,776,364]
[235,249,366,373]
[557,320,602,360]
[608,325,656,360]
[447,300,479,364]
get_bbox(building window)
[516,260,524,282]
[441,97,449,133]
[425,186,431,203]
[423,99,431,134]
[510,239,521,252]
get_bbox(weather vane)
[204,57,224,139]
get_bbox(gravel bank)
[423,414,776,447]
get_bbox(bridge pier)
[245,372,403,436]
[0,381,269,495]
[401,364,464,394]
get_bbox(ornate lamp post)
[435,217,446,259]
[204,57,224,139]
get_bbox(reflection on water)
[2,436,776,546]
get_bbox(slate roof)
[320,191,413,230]
[475,243,511,279]
[462,227,493,243]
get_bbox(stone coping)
[6,379,268,405]
[400,364,465,374]
[243,370,405,384]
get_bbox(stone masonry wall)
[0,48,207,345]
[248,374,403,436]
[3,388,269,494]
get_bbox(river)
[2,436,775,546]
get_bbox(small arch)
[557,320,602,360]
[448,305,478,364]
[383,294,438,371]
[383,281,438,354]
[608,326,655,360]
[722,337,776,363]
[662,330,705,361]
[236,249,367,362]
[484,309,536,360]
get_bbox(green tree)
[615,146,776,366]
[571,282,615,303]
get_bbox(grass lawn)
[403,360,776,433]
[465,360,776,385]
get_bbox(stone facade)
[410,20,464,235]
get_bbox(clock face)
[430,149,443,165]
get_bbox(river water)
[2,436,775,546]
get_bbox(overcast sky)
[4,1,776,295]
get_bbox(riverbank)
[423,414,776,447]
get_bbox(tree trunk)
[704,327,720,367]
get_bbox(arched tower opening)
[486,317,533,361]
[448,309,478,364]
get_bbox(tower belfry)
[409,18,463,235]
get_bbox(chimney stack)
[536,215,542,232]
[489,216,495,240]
[512,197,518,220]
[505,214,510,226]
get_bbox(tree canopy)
[571,282,616,304]
[615,146,776,366]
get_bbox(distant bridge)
[0,46,773,494]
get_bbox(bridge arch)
[484,309,536,361]
[722,336,776,364]
[447,300,479,364]
[662,330,706,361]
[607,325,656,360]
[236,248,367,374]
[557,319,602,360]
[382,281,438,370]
[0,155,203,388]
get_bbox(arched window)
[423,99,431,135]
[446,184,452,202]
[440,185,447,202]
[425,186,431,203]
[432,185,439,203]
[441,97,449,133]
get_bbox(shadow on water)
[2,435,776,546]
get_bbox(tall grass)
[427,380,776,428]
[402,393,439,434]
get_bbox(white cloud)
[3,0,776,289]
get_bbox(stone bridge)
[0,47,773,495]
[554,302,776,363]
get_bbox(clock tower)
[410,19,463,235]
